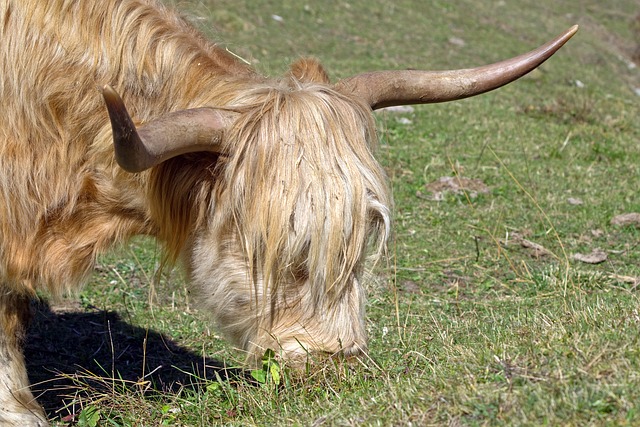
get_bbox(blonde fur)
[225,83,390,304]
[0,0,392,423]
[184,82,391,361]
[0,0,254,294]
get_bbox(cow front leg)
[0,292,48,426]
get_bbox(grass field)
[28,0,640,425]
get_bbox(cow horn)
[101,85,237,173]
[336,25,578,110]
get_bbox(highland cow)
[0,0,577,424]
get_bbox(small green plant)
[77,405,101,427]
[250,349,282,388]
[158,404,179,426]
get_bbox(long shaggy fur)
[0,0,392,423]
[225,83,390,303]
[0,0,253,294]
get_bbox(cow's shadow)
[24,300,249,420]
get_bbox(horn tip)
[101,84,121,103]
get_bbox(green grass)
[33,0,640,425]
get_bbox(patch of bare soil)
[399,280,422,294]
[420,176,490,201]
[579,11,640,91]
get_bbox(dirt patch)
[420,176,490,201]
[578,12,640,93]
[399,280,422,294]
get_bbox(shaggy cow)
[0,0,577,424]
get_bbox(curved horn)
[101,85,237,173]
[336,25,578,110]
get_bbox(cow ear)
[288,58,331,84]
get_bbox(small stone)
[567,197,583,205]
[611,213,640,227]
[573,248,607,264]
